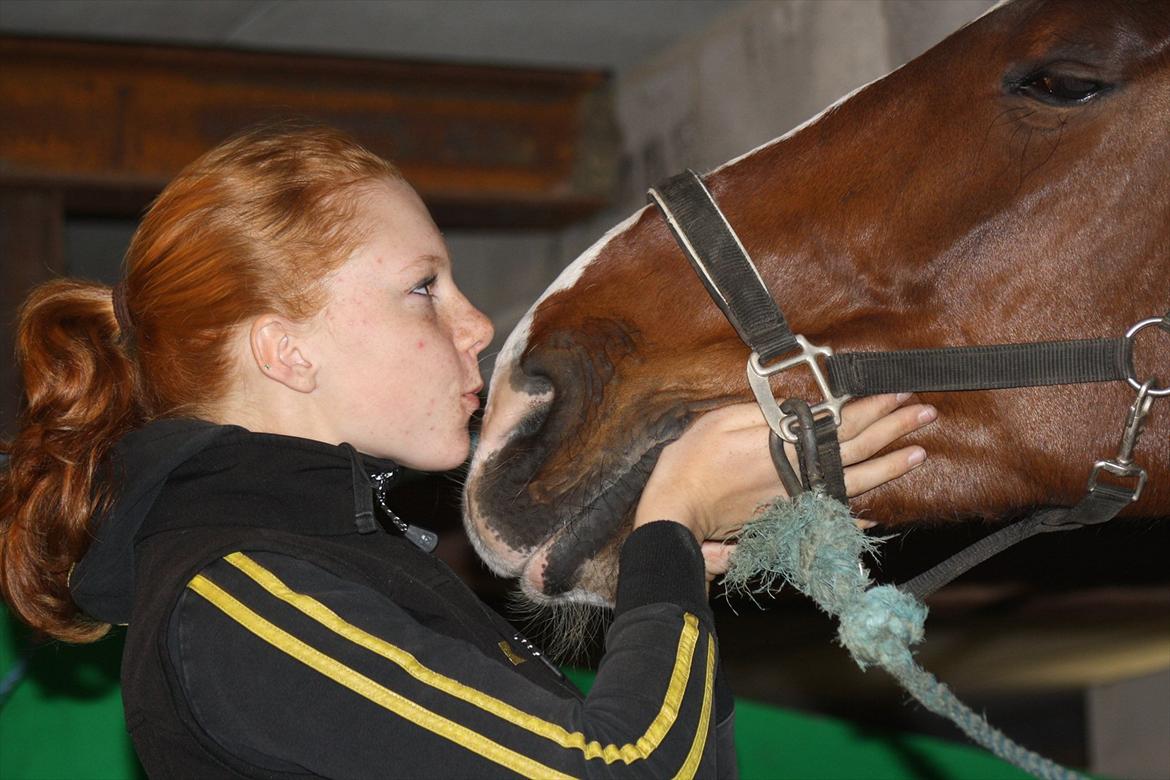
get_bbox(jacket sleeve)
[171,520,737,779]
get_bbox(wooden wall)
[0,36,618,434]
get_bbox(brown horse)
[465,0,1170,606]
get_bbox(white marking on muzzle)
[470,206,652,531]
[491,205,651,390]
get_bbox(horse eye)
[1014,71,1106,105]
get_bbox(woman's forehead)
[355,183,449,271]
[360,179,433,229]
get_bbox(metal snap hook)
[1087,378,1156,502]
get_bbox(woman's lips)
[463,392,481,412]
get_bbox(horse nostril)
[479,359,555,456]
[524,374,555,399]
[513,351,557,400]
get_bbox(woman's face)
[308,179,493,469]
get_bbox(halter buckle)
[747,335,851,443]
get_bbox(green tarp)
[2,611,1027,779]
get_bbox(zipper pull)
[513,632,565,680]
[403,524,439,553]
[372,471,439,553]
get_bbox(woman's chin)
[395,436,471,472]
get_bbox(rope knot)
[837,584,926,670]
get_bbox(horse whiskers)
[990,105,1035,129]
[992,119,1033,187]
[510,464,541,502]
[1019,118,1065,189]
[505,588,611,665]
[481,445,530,480]
[475,444,535,492]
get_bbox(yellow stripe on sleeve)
[187,573,572,780]
[673,634,716,780]
[223,551,702,765]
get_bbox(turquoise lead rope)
[723,492,1086,780]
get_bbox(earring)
[263,363,271,371]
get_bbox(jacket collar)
[70,418,402,624]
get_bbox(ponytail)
[0,280,142,642]
[1,122,401,643]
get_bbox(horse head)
[465,0,1170,606]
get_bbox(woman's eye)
[411,276,437,298]
[1014,71,1106,105]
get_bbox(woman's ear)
[250,315,318,393]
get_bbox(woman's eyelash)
[411,275,438,297]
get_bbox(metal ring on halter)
[1124,317,1170,396]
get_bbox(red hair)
[0,123,401,641]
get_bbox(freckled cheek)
[330,313,375,350]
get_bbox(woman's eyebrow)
[398,253,448,275]
[414,253,449,270]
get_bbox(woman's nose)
[458,298,495,356]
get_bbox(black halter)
[649,169,1167,598]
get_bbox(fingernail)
[918,406,937,423]
[896,392,912,403]
[908,447,926,466]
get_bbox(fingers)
[644,395,935,537]
[840,402,937,466]
[837,393,910,440]
[844,444,926,497]
[701,540,736,583]
[691,401,773,433]
[694,395,920,443]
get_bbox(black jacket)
[69,419,736,778]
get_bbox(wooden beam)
[0,37,617,228]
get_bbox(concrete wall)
[610,0,994,207]
[490,0,995,371]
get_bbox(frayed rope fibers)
[723,492,1085,780]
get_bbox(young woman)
[0,124,935,778]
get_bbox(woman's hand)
[633,393,936,554]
